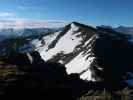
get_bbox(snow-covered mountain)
[0,22,97,80]
[32,22,97,80]
[1,22,133,84]
[30,22,133,83]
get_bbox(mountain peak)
[71,22,90,28]
[71,21,80,25]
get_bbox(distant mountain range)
[98,25,133,34]
[115,26,133,34]
[0,27,62,41]
[0,24,133,40]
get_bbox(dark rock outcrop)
[0,51,90,100]
[90,28,133,89]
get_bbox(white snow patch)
[40,28,82,60]
[84,35,96,47]
[37,31,60,59]
[80,70,95,81]
[66,52,94,81]
[59,60,64,64]
[71,23,79,32]
[37,25,96,81]
[42,31,61,47]
[30,39,42,48]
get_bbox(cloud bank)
[0,19,67,29]
[0,12,15,17]
[0,11,67,29]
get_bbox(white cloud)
[0,12,15,17]
[0,11,68,29]
[0,19,68,29]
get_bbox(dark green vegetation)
[0,51,91,99]
[78,88,133,100]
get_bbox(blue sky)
[0,0,133,27]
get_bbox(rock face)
[90,28,133,88]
